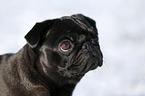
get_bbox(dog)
[0,14,103,96]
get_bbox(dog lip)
[71,48,100,67]
[58,66,83,78]
[58,42,102,77]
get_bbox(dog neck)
[19,45,76,96]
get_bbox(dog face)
[25,14,103,83]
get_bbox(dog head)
[25,14,103,84]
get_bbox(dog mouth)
[70,50,101,75]
[58,45,103,78]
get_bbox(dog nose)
[82,42,88,49]
[82,42,103,67]
[82,44,88,49]
[82,42,92,50]
[82,42,98,56]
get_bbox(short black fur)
[0,14,103,96]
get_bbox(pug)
[0,14,103,96]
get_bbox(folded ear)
[71,14,98,33]
[84,16,98,33]
[25,21,53,48]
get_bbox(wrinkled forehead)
[45,16,98,47]
[53,17,97,36]
[61,15,96,33]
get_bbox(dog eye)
[60,40,72,52]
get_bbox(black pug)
[0,14,103,96]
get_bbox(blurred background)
[0,0,145,96]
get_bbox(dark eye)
[60,40,72,52]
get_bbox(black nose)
[82,43,88,49]
[82,42,103,67]
[82,42,97,57]
[82,42,96,52]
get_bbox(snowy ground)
[0,0,145,96]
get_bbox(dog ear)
[25,21,53,48]
[73,14,98,33]
[84,16,98,32]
